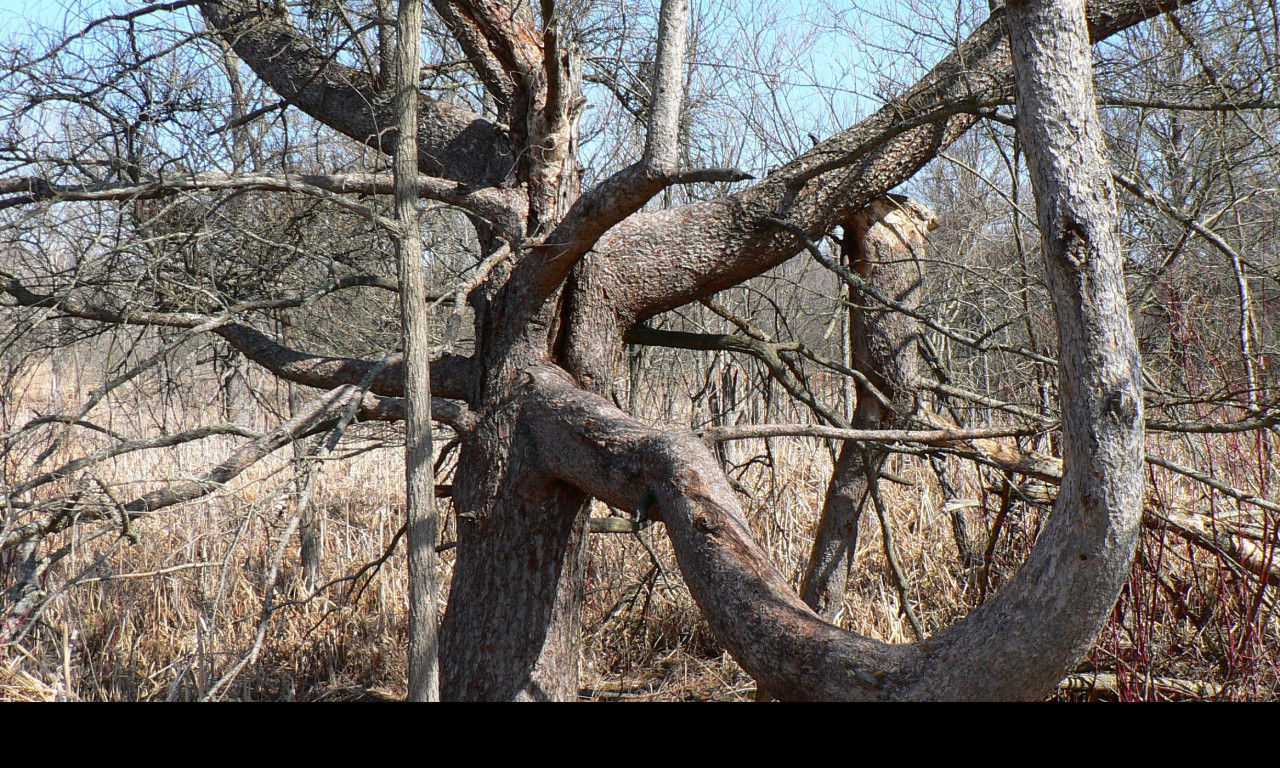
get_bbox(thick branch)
[576,0,1196,330]
[429,0,542,115]
[641,0,688,176]
[198,0,512,186]
[507,0,708,306]
[0,275,474,401]
[513,363,1150,700]
[900,0,1147,700]
[519,366,910,700]
[218,325,474,402]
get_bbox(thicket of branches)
[1,0,1278,700]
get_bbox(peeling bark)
[801,197,937,619]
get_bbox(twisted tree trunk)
[187,0,1170,700]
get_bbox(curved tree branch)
[566,0,1197,343]
[514,351,1126,699]
[903,0,1147,699]
[198,0,513,186]
[0,274,474,401]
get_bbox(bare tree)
[6,0,1278,701]
[393,0,441,703]
[799,196,938,620]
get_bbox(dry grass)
[2,356,1278,701]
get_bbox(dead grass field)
[3,355,1278,701]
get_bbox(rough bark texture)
[187,0,1177,700]
[197,0,513,185]
[800,197,937,618]
[440,402,592,701]
[394,0,441,703]
[900,0,1145,698]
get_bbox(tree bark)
[0,0,1208,702]
[197,0,513,186]
[435,0,692,700]
[440,411,592,701]
[901,0,1145,698]
[186,0,1174,701]
[395,0,441,703]
[801,197,936,619]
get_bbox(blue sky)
[0,0,968,178]
[0,0,86,31]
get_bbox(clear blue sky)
[0,0,85,30]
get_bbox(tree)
[7,0,1277,700]
[798,195,939,622]
[391,0,441,702]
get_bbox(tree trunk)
[440,419,592,700]
[395,0,441,703]
[901,0,1146,698]
[281,311,322,592]
[801,197,936,618]
[183,0,1173,701]
[0,0,1206,703]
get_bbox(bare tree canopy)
[3,0,1279,701]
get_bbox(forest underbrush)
[3,359,1276,701]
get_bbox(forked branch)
[512,0,720,303]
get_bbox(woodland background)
[1,0,1278,700]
